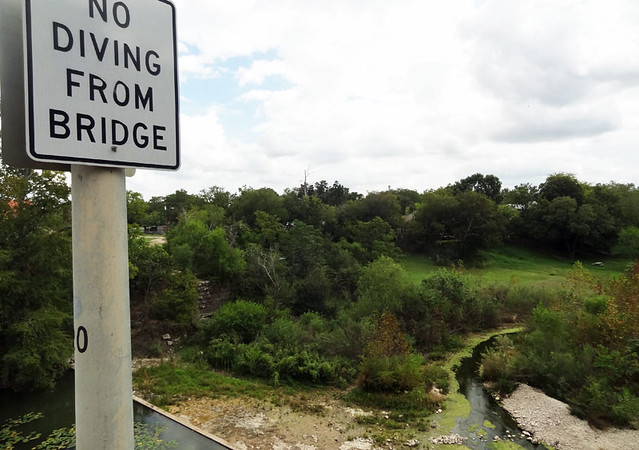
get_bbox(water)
[452,336,547,449]
[0,372,229,449]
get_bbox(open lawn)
[401,245,632,288]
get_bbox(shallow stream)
[452,335,547,449]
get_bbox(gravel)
[501,384,639,450]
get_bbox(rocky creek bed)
[500,384,639,450]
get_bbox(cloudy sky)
[127,0,639,200]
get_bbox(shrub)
[611,389,639,429]
[422,364,450,394]
[150,270,198,324]
[479,335,519,393]
[203,300,267,343]
[235,343,276,379]
[205,337,237,370]
[584,295,610,316]
[358,354,424,393]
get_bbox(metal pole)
[72,165,134,449]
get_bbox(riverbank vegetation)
[481,262,639,428]
[2,164,638,430]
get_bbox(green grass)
[133,362,273,406]
[402,245,632,288]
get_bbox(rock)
[429,434,465,445]
[404,439,420,447]
[429,385,447,404]
[162,333,171,340]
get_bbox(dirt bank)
[165,393,389,450]
[501,384,639,450]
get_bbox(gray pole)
[72,165,134,449]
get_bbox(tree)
[355,256,412,318]
[164,189,200,224]
[279,221,327,280]
[519,177,620,257]
[291,180,360,206]
[198,185,232,209]
[502,183,539,210]
[166,212,245,282]
[613,226,639,259]
[126,191,149,226]
[0,165,73,390]
[282,192,336,230]
[323,181,361,206]
[339,191,403,229]
[539,173,584,205]
[345,217,399,263]
[128,226,172,305]
[451,173,503,203]
[389,188,421,214]
[410,191,507,263]
[241,244,288,303]
[230,187,287,227]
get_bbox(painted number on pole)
[76,326,89,353]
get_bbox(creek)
[452,335,547,449]
[0,372,229,449]
[2,336,550,449]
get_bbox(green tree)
[279,221,327,280]
[341,191,403,229]
[451,173,503,203]
[0,166,73,390]
[128,227,172,305]
[410,191,506,263]
[198,185,232,209]
[539,173,585,205]
[521,194,617,258]
[346,217,399,263]
[502,182,539,210]
[355,256,412,318]
[389,188,421,214]
[127,191,149,226]
[166,212,245,281]
[230,187,287,227]
[164,189,201,224]
[282,192,336,229]
[614,226,639,259]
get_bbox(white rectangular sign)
[24,0,179,169]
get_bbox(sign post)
[0,0,179,448]
[72,165,133,448]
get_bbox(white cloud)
[127,0,639,199]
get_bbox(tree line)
[130,172,639,263]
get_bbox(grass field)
[401,245,632,288]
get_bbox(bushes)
[201,300,268,344]
[358,354,424,392]
[401,269,501,352]
[480,287,639,428]
[204,338,355,385]
[149,270,198,324]
[200,305,358,385]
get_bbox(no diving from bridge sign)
[24,0,179,170]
